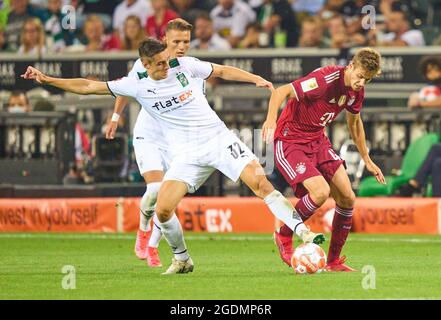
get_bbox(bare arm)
[261,84,297,144]
[105,96,129,139]
[210,64,274,90]
[21,66,110,95]
[418,97,441,108]
[346,112,386,184]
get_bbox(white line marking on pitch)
[0,233,441,243]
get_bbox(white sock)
[264,190,308,236]
[148,214,163,248]
[139,182,161,232]
[157,214,189,261]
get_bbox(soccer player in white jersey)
[21,38,325,275]
[105,19,195,267]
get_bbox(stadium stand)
[1,0,441,197]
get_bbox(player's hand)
[21,66,48,84]
[262,118,277,144]
[255,76,274,92]
[105,121,118,139]
[365,160,386,184]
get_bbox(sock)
[263,190,308,237]
[157,214,189,261]
[139,182,161,232]
[328,205,353,263]
[295,194,319,221]
[148,214,163,248]
[279,194,319,237]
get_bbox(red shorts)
[274,136,345,198]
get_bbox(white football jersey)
[108,57,226,154]
[128,58,168,150]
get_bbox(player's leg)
[156,159,214,274]
[239,160,325,243]
[155,180,194,275]
[272,140,329,264]
[327,165,357,272]
[277,175,330,237]
[146,147,175,267]
[267,168,290,230]
[273,175,329,266]
[139,171,163,267]
[217,130,322,241]
[215,131,324,266]
[132,126,165,261]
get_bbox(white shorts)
[132,109,170,174]
[163,129,258,193]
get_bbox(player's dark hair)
[166,18,193,33]
[138,38,167,60]
[419,55,441,78]
[352,47,382,77]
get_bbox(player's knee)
[339,190,356,208]
[140,182,161,217]
[255,177,275,199]
[310,184,330,205]
[155,205,174,223]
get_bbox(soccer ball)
[418,85,441,101]
[291,243,327,274]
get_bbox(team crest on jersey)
[348,96,355,106]
[295,162,306,174]
[137,71,148,80]
[177,72,189,87]
[300,78,318,92]
[338,95,346,107]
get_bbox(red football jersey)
[274,65,364,144]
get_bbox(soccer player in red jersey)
[262,47,386,272]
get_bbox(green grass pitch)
[1,232,441,300]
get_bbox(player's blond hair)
[352,47,382,77]
[166,18,193,33]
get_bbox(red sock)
[328,205,353,263]
[279,194,319,237]
[295,194,319,221]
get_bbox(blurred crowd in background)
[1,0,441,188]
[1,0,441,55]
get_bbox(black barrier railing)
[0,107,440,197]
[0,111,76,184]
[2,47,441,94]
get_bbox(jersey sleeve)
[127,59,145,79]
[291,72,327,102]
[180,57,213,80]
[106,77,138,98]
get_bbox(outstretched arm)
[261,84,297,144]
[210,64,274,91]
[346,112,386,184]
[106,96,129,139]
[21,66,110,95]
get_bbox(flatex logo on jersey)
[151,90,194,113]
